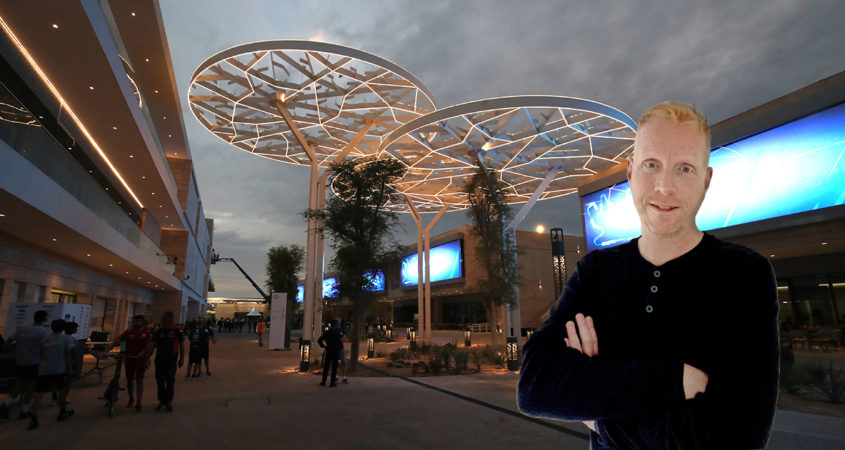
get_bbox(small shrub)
[489,352,506,368]
[470,352,483,372]
[805,361,845,403]
[390,347,412,362]
[412,361,428,375]
[375,351,387,358]
[428,357,442,375]
[454,349,469,374]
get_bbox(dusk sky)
[158,0,845,298]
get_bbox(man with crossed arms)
[518,101,778,449]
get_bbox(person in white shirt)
[0,310,49,420]
[26,319,75,430]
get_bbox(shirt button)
[646,305,654,313]
[653,270,661,278]
[650,285,658,293]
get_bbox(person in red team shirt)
[112,315,152,411]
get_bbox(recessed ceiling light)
[168,134,172,137]
[67,147,72,150]
[112,126,117,130]
[821,242,828,245]
[151,192,155,195]
[109,263,113,267]
[141,176,146,179]
[118,201,121,204]
[129,155,134,158]
[89,86,94,90]
[52,24,59,29]
[770,254,775,257]
[145,58,149,62]
[159,205,162,208]
[162,116,166,119]
[174,152,179,156]
[104,187,109,191]
[0,213,5,217]
[51,238,57,242]
[125,271,130,274]
[86,253,91,257]
[154,90,158,94]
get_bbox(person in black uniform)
[317,321,341,387]
[143,312,184,412]
[518,101,778,449]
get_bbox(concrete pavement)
[0,331,842,449]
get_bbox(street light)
[506,336,519,371]
[299,340,311,372]
[464,327,472,347]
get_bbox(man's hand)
[564,313,599,432]
[564,313,598,357]
[683,363,709,399]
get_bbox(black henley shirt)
[518,233,779,449]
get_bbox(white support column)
[272,97,322,345]
[272,97,376,346]
[423,205,448,339]
[506,166,561,341]
[404,197,425,337]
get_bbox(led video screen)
[323,277,339,298]
[364,270,385,292]
[296,285,303,303]
[401,239,464,286]
[582,102,845,251]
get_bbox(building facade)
[0,1,213,336]
[320,224,585,331]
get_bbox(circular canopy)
[371,96,637,213]
[189,40,437,166]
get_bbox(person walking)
[112,315,151,411]
[26,319,75,430]
[1,310,50,420]
[187,317,215,379]
[317,321,341,387]
[143,312,184,412]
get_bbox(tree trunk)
[349,301,362,372]
[490,300,499,348]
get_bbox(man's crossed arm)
[562,313,709,432]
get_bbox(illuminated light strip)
[0,16,144,208]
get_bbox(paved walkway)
[0,332,842,449]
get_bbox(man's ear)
[626,156,634,182]
[704,166,713,190]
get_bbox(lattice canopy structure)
[367,96,637,212]
[188,40,437,166]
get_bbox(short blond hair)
[638,101,711,150]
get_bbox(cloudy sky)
[158,0,845,298]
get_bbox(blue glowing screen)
[323,277,339,298]
[582,102,845,251]
[401,240,463,286]
[296,285,304,303]
[364,270,385,292]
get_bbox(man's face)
[133,317,145,329]
[627,116,713,240]
[161,314,172,327]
